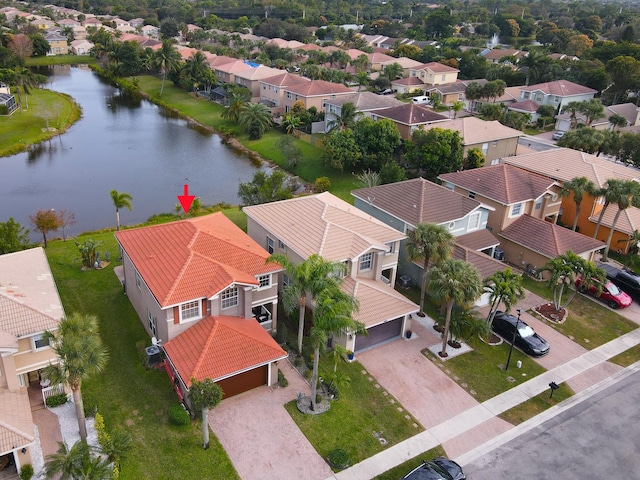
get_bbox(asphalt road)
[465,369,640,480]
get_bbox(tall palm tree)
[406,223,455,316]
[563,101,582,130]
[238,102,272,140]
[593,179,626,240]
[309,288,363,410]
[451,100,464,119]
[384,62,403,81]
[327,102,359,131]
[109,189,133,231]
[428,259,482,357]
[485,267,525,329]
[356,71,369,92]
[602,180,640,260]
[45,441,113,480]
[43,313,108,442]
[578,98,605,127]
[268,254,344,354]
[13,67,36,112]
[560,177,598,231]
[519,50,543,86]
[154,39,181,96]
[221,85,250,123]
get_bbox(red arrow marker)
[177,184,195,213]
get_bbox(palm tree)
[609,113,628,131]
[406,223,455,316]
[560,177,598,231]
[451,100,464,119]
[188,378,223,450]
[267,254,344,354]
[578,98,605,127]
[13,67,36,112]
[563,101,582,130]
[327,102,359,131]
[519,50,543,86]
[356,71,369,92]
[282,114,302,134]
[593,179,626,240]
[428,259,482,357]
[45,441,113,480]
[485,267,525,329]
[384,62,403,81]
[238,102,272,140]
[221,85,250,123]
[109,189,133,231]
[602,180,640,260]
[154,39,181,96]
[309,288,363,411]
[43,313,108,442]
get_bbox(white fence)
[42,383,66,406]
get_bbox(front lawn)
[497,382,574,425]
[0,88,81,157]
[374,445,447,480]
[284,358,423,469]
[522,276,637,349]
[45,231,239,480]
[26,54,96,66]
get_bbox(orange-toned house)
[115,213,286,400]
[504,149,640,254]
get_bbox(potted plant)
[346,350,354,361]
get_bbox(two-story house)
[439,164,605,273]
[114,213,286,400]
[419,117,522,164]
[44,32,69,55]
[233,65,282,102]
[408,62,459,87]
[352,178,505,305]
[323,92,403,132]
[244,192,419,353]
[259,72,310,115]
[371,103,449,140]
[0,248,65,475]
[519,79,596,113]
[280,79,353,113]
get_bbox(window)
[448,221,456,230]
[468,191,476,199]
[135,271,142,290]
[511,203,523,216]
[181,300,201,321]
[482,143,489,155]
[386,241,395,254]
[148,310,157,336]
[535,198,543,210]
[283,274,290,286]
[267,237,274,254]
[444,182,454,191]
[468,212,481,230]
[258,274,271,288]
[492,140,498,147]
[278,240,286,250]
[359,252,373,271]
[286,92,292,100]
[32,333,50,350]
[441,74,446,81]
[491,158,500,165]
[221,287,238,309]
[274,87,278,93]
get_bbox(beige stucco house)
[244,192,419,353]
[408,62,459,87]
[259,72,310,114]
[280,79,353,113]
[0,248,65,475]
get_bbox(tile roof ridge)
[418,178,427,221]
[193,317,219,379]
[164,249,195,305]
[318,200,331,256]
[549,217,563,254]
[221,316,285,352]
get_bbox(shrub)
[83,401,98,418]
[315,176,331,192]
[19,464,34,480]
[169,404,190,426]
[277,369,288,388]
[276,322,288,344]
[45,393,68,408]
[94,412,110,447]
[326,448,351,470]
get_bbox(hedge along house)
[114,213,286,401]
[0,248,65,475]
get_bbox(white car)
[552,131,565,140]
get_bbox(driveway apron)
[209,360,332,480]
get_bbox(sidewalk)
[326,327,640,480]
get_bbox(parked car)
[552,131,565,140]
[575,276,633,309]
[402,457,465,480]
[412,95,431,105]
[598,263,640,301]
[491,311,550,357]
[379,88,394,95]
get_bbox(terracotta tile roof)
[352,178,485,227]
[374,103,449,126]
[163,316,287,387]
[380,57,423,69]
[520,79,597,97]
[502,148,640,188]
[261,72,310,87]
[588,202,640,236]
[0,248,64,336]
[244,192,405,261]
[297,43,322,51]
[439,164,558,205]
[413,61,459,73]
[216,59,255,75]
[0,389,34,453]
[345,48,368,59]
[368,52,396,63]
[452,244,509,280]
[323,92,403,111]
[391,76,426,87]
[207,55,237,67]
[341,277,418,327]
[498,215,605,259]
[419,117,522,145]
[484,49,525,61]
[234,65,282,81]
[455,229,500,251]
[284,79,353,96]
[115,213,279,307]
[425,82,466,94]
[176,46,199,60]
[508,99,539,112]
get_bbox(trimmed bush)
[326,448,351,470]
[45,393,68,408]
[277,369,288,388]
[169,404,190,426]
[19,463,34,480]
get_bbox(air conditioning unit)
[398,275,412,289]
[145,345,161,367]
[493,248,504,261]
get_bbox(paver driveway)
[209,361,332,480]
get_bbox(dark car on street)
[402,457,466,480]
[492,311,550,357]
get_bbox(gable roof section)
[284,79,352,96]
[453,244,508,280]
[391,76,426,87]
[352,177,484,227]
[502,148,640,188]
[374,103,448,126]
[261,72,310,88]
[323,91,403,111]
[414,62,459,73]
[508,99,539,113]
[499,215,605,259]
[439,164,558,205]
[163,316,287,387]
[520,80,596,97]
[419,117,522,145]
[588,201,640,236]
[0,389,34,454]
[244,192,405,261]
[115,213,278,308]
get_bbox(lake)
[0,65,264,239]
